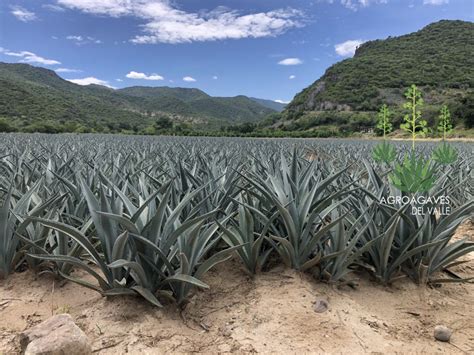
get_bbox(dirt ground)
[1,222,473,354]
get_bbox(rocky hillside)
[282,20,473,132]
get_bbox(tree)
[401,84,427,150]
[0,118,15,132]
[376,104,392,138]
[437,105,453,140]
[154,116,173,131]
[455,92,474,128]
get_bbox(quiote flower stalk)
[401,84,428,151]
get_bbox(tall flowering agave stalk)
[401,84,428,151]
[390,85,435,193]
[432,105,458,165]
[372,104,397,164]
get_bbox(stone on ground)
[17,313,92,355]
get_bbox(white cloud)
[335,39,365,56]
[274,99,289,104]
[183,76,196,82]
[337,0,388,11]
[66,35,102,45]
[55,68,82,73]
[43,4,66,12]
[56,1,304,44]
[116,78,123,82]
[126,71,164,80]
[289,75,296,79]
[212,75,218,80]
[1,49,61,65]
[278,57,303,65]
[10,6,37,22]
[67,35,83,41]
[68,77,114,88]
[423,0,448,5]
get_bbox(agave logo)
[380,195,452,216]
[372,86,459,194]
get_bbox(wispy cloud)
[278,58,303,66]
[126,71,164,80]
[289,75,296,79]
[0,48,61,65]
[67,77,114,88]
[183,76,197,82]
[212,75,218,80]
[56,0,304,44]
[274,99,290,104]
[10,6,37,22]
[423,0,449,5]
[42,4,66,12]
[55,68,82,73]
[323,0,388,11]
[335,39,365,56]
[66,35,102,45]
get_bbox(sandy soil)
[1,222,473,354]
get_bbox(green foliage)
[437,105,453,140]
[287,20,474,115]
[155,116,173,131]
[401,85,428,150]
[0,118,16,132]
[0,63,276,133]
[372,141,397,164]
[455,91,474,128]
[283,21,473,137]
[389,153,436,193]
[432,142,458,165]
[376,104,392,138]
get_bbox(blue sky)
[1,0,473,102]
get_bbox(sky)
[0,1,473,103]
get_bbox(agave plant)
[372,140,397,164]
[389,152,436,193]
[241,149,354,271]
[0,133,472,307]
[217,192,274,275]
[432,143,458,165]
[355,161,474,284]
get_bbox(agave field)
[0,134,473,307]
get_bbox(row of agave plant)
[0,134,473,307]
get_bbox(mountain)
[281,20,474,133]
[249,98,286,112]
[0,63,276,133]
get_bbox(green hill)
[281,20,474,134]
[0,63,276,133]
[249,97,286,112]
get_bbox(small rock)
[17,313,92,355]
[314,298,329,313]
[434,325,452,342]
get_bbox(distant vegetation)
[0,63,276,134]
[0,20,472,138]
